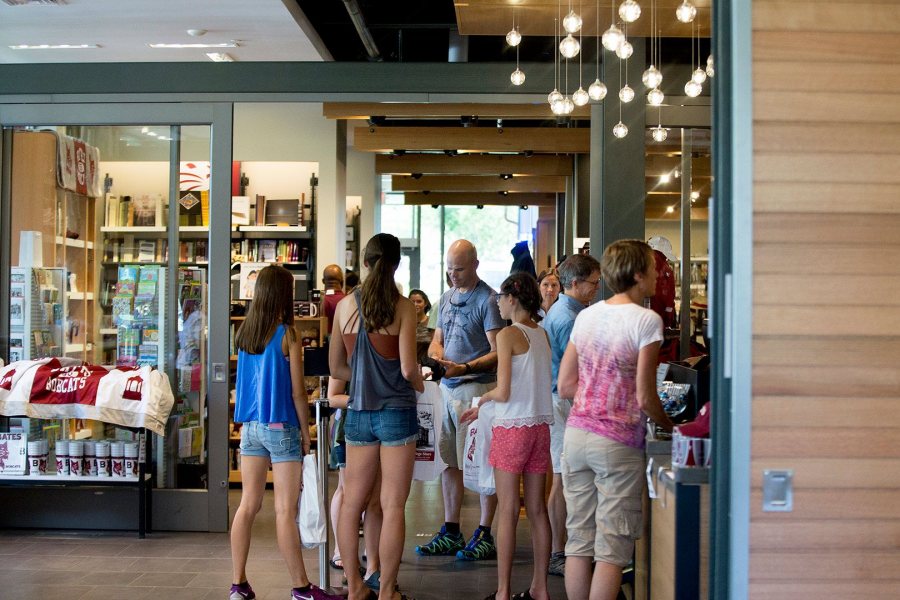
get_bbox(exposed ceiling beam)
[403,192,556,206]
[392,174,566,193]
[355,126,591,153]
[455,1,711,38]
[324,102,590,120]
[375,153,573,176]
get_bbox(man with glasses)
[541,253,602,577]
[415,239,505,561]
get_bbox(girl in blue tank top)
[229,265,340,600]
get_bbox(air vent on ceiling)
[2,0,67,5]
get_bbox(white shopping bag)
[462,398,495,495]
[297,453,327,548]
[413,381,446,482]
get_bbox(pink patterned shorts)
[489,423,551,474]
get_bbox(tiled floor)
[0,477,570,599]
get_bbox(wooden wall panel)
[751,1,900,596]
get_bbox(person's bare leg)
[377,441,416,600]
[565,556,594,600]
[272,460,310,588]
[548,473,567,553]
[479,491,497,529]
[340,444,380,600]
[330,468,344,566]
[590,561,624,600]
[363,468,383,579]
[230,455,268,585]
[523,472,551,600]
[492,468,520,600]
[441,466,464,523]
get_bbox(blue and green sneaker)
[415,525,465,556]
[456,528,496,561]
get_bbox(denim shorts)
[239,421,302,463]
[344,406,419,447]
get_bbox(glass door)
[0,103,232,532]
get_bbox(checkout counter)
[635,357,711,600]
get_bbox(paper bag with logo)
[462,398,495,495]
[413,381,446,482]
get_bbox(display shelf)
[0,473,141,483]
[99,328,118,335]
[55,236,94,250]
[240,226,310,240]
[63,343,94,353]
[67,292,94,301]
[101,226,166,235]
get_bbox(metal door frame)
[0,102,233,532]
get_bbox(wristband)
[464,362,472,375]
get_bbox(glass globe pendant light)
[613,46,628,138]
[573,87,589,106]
[548,89,563,105]
[563,10,583,33]
[613,121,629,138]
[647,87,664,106]
[642,65,662,89]
[551,98,567,115]
[651,125,668,142]
[616,40,633,59]
[619,84,635,103]
[706,54,715,78]
[562,96,575,114]
[675,0,697,23]
[618,0,641,23]
[684,80,702,97]
[506,28,522,47]
[589,78,607,100]
[692,67,707,84]
[511,68,525,86]
[560,34,581,58]
[601,25,624,51]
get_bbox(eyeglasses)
[496,292,511,302]
[582,278,601,288]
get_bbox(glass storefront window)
[5,123,212,491]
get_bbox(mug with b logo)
[297,301,319,317]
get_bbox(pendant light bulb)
[684,79,702,97]
[675,1,697,23]
[619,84,635,103]
[651,126,668,142]
[706,55,715,78]
[647,87,664,106]
[562,10,583,34]
[559,34,581,58]
[548,88,564,105]
[642,65,662,89]
[618,0,642,23]
[588,78,608,101]
[506,28,522,47]
[692,67,707,84]
[551,98,567,115]
[601,25,625,52]
[573,87,590,106]
[510,68,526,86]
[563,96,576,115]
[613,121,629,138]
[616,40,634,59]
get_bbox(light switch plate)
[762,469,793,512]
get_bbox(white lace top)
[493,323,555,429]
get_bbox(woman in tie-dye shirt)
[557,240,674,600]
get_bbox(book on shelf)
[105,194,120,227]
[254,195,266,227]
[232,196,251,226]
[132,194,164,227]
[179,191,204,227]
[258,239,277,262]
[194,240,208,264]
[137,240,156,262]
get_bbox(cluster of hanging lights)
[504,0,715,142]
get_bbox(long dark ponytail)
[359,233,402,331]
